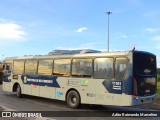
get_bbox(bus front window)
[133,51,157,96]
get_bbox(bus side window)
[72,58,92,77]
[94,58,113,79]
[14,60,25,74]
[25,60,37,75]
[38,60,53,76]
[1,64,12,78]
[53,59,71,76]
[115,58,127,80]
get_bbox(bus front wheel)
[66,90,81,109]
[16,85,22,98]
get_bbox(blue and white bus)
[2,50,157,108]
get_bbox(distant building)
[48,49,101,55]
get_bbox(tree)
[157,68,160,82]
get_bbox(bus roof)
[5,50,132,61]
[4,50,155,63]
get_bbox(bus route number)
[112,82,121,86]
[112,81,122,90]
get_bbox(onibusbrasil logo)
[81,80,88,86]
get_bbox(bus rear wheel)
[66,90,80,109]
[16,85,22,98]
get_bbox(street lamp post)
[106,11,112,52]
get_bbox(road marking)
[0,105,15,111]
[35,117,56,120]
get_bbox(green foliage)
[157,82,160,98]
[157,68,160,82]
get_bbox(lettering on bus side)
[21,75,60,88]
[112,81,122,90]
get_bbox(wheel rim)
[16,86,20,96]
[71,95,77,105]
[67,91,80,108]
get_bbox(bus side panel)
[93,78,134,106]
[40,86,56,99]
[79,78,96,104]
[3,82,10,92]
[22,84,32,95]
[20,75,59,98]
[55,77,68,101]
[55,77,96,104]
[22,82,56,99]
[94,54,134,106]
[93,76,133,106]
[93,93,133,106]
[2,76,13,92]
[31,85,40,96]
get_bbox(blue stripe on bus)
[122,76,133,95]
[102,77,133,95]
[102,80,122,94]
[21,75,60,88]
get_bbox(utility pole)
[106,11,112,52]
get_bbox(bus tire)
[16,85,22,98]
[66,90,80,109]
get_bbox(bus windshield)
[133,51,157,96]
[133,51,156,75]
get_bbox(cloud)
[56,43,96,50]
[145,28,159,33]
[114,32,127,39]
[55,42,107,52]
[79,43,97,49]
[151,36,160,41]
[76,27,88,33]
[157,44,160,49]
[0,18,7,22]
[143,11,159,19]
[122,35,127,38]
[0,23,26,41]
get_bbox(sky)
[0,0,160,67]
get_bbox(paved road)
[0,85,159,120]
